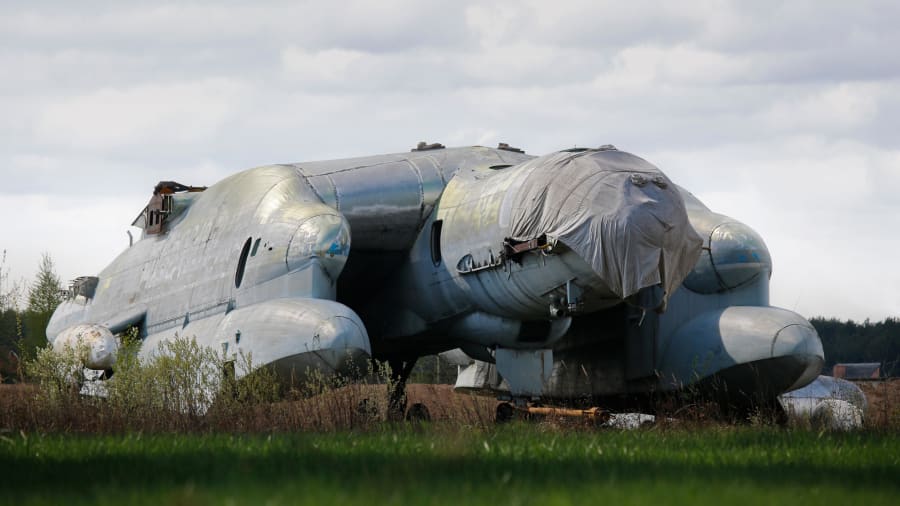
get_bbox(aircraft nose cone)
[315,315,368,350]
[287,213,351,279]
[313,315,371,371]
[657,306,824,395]
[53,323,118,370]
[684,220,772,294]
[772,323,825,392]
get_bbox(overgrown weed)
[1,335,496,434]
[5,334,897,435]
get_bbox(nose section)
[315,315,369,351]
[658,306,824,394]
[287,212,351,279]
[313,315,371,372]
[53,323,118,370]
[500,148,704,316]
[602,170,704,311]
[684,219,772,294]
[772,323,825,392]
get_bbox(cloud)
[34,78,247,150]
[281,47,367,86]
[1,152,231,198]
[591,44,754,89]
[280,42,602,92]
[1,0,898,321]
[0,194,142,291]
[1,1,470,52]
[465,0,703,48]
[654,138,900,321]
[758,83,881,132]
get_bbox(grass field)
[3,347,899,506]
[2,425,898,506]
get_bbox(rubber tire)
[405,402,432,423]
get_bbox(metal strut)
[387,358,418,421]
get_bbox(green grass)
[2,425,898,506]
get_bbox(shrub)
[6,336,498,434]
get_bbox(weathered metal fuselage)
[47,144,824,407]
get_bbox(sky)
[1,0,898,321]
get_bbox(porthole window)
[235,237,252,288]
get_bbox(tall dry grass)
[0,335,496,434]
[4,334,897,434]
[857,378,900,429]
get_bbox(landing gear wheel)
[496,402,515,424]
[406,402,431,423]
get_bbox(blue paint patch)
[327,241,344,257]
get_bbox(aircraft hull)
[139,297,370,380]
[47,144,823,413]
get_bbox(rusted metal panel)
[143,181,207,235]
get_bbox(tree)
[0,249,23,312]
[19,253,64,359]
[1,250,25,380]
[810,316,900,377]
[27,253,63,314]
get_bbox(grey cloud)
[278,45,611,92]
[465,1,704,49]
[1,1,471,53]
[697,1,900,53]
[0,46,279,94]
[2,0,899,320]
[1,151,230,198]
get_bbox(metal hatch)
[131,181,206,235]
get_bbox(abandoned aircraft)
[46,143,824,418]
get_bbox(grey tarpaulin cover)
[506,148,703,308]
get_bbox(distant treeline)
[1,308,56,381]
[810,317,900,376]
[1,252,70,381]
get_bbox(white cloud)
[34,78,247,150]
[281,47,367,85]
[445,127,499,147]
[465,0,703,48]
[1,1,469,53]
[759,83,880,132]
[590,44,753,91]
[0,194,141,290]
[1,0,898,322]
[657,138,900,321]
